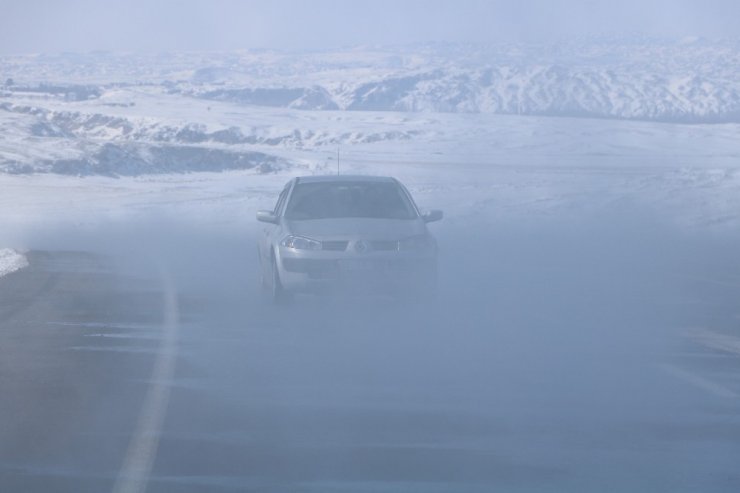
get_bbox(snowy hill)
[4,37,740,121]
[183,37,740,122]
[2,37,740,175]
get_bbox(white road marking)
[659,364,739,399]
[112,273,179,493]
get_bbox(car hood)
[285,217,427,240]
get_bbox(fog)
[2,0,740,54]
[5,191,739,489]
[2,1,740,490]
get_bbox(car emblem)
[354,240,369,253]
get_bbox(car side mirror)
[422,209,443,223]
[256,210,279,224]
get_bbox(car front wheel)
[270,254,292,305]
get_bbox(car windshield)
[284,181,417,220]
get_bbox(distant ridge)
[3,37,740,123]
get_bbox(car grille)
[321,241,349,251]
[319,240,400,252]
[283,258,339,278]
[283,257,434,282]
[369,240,399,252]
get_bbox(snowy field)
[0,40,740,248]
[2,41,740,250]
[2,41,740,260]
[2,109,740,245]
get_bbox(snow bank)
[0,249,28,278]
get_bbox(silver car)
[256,175,443,302]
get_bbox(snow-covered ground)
[4,37,740,121]
[3,38,740,175]
[0,249,28,278]
[1,109,739,236]
[1,41,740,255]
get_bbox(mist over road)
[4,1,740,491]
[2,208,740,492]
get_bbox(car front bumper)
[276,247,437,295]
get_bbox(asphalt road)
[2,217,740,493]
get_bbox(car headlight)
[398,235,436,252]
[280,235,322,251]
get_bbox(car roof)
[295,175,397,184]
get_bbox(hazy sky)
[1,0,738,54]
